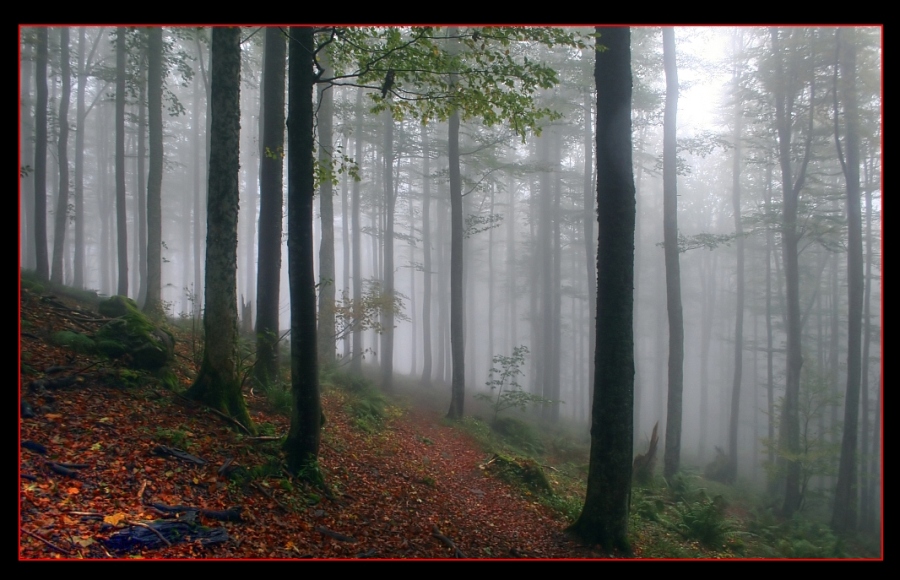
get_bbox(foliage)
[333,279,410,345]
[762,361,842,512]
[670,490,732,547]
[475,346,557,423]
[491,416,544,455]
[324,27,588,137]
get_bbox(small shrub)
[487,453,552,494]
[155,427,191,449]
[491,416,544,455]
[672,491,732,547]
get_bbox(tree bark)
[567,27,635,554]
[380,108,395,391]
[317,48,337,367]
[284,26,321,474]
[832,27,863,534]
[726,32,745,483]
[447,27,465,420]
[34,27,49,281]
[51,27,71,286]
[144,27,164,314]
[420,123,433,386]
[186,27,254,433]
[115,27,129,296]
[662,27,684,480]
[254,27,286,387]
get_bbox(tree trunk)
[568,27,635,554]
[447,27,465,420]
[420,123,433,386]
[662,28,685,480]
[115,27,129,296]
[350,87,364,374]
[254,27,286,388]
[581,87,596,409]
[770,28,814,518]
[186,27,254,433]
[284,26,321,474]
[51,27,71,285]
[34,27,49,281]
[144,27,164,314]
[726,34,745,482]
[832,27,863,534]
[317,48,336,367]
[380,108,395,391]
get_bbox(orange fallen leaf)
[104,513,127,525]
[66,487,79,494]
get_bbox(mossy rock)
[96,296,175,371]
[488,453,552,494]
[52,330,96,354]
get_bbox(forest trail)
[19,285,604,559]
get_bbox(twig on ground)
[124,520,172,547]
[22,528,73,555]
[431,524,466,558]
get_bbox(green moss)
[52,330,96,354]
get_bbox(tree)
[832,27,863,534]
[768,27,816,518]
[284,26,321,475]
[34,27,49,281]
[567,26,636,554]
[143,27,164,314]
[254,27,287,388]
[661,27,685,480]
[726,29,746,483]
[51,27,71,285]
[185,27,254,433]
[115,26,129,296]
[317,46,337,368]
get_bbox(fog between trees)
[20,27,881,526]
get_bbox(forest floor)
[19,283,611,560]
[19,281,881,560]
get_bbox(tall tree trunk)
[350,88,364,374]
[186,26,254,433]
[726,35,745,482]
[771,28,815,518]
[447,27,465,420]
[21,36,36,270]
[284,26,321,474]
[254,27,286,387]
[144,27,164,314]
[115,27,129,296]
[380,108,395,391]
[832,27,863,534]
[73,28,89,289]
[34,27,49,281]
[662,28,685,480]
[135,34,148,306]
[51,27,71,285]
[568,27,635,554]
[581,88,596,409]
[317,49,336,367]
[420,123,433,386]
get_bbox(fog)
[20,26,881,494]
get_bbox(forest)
[19,26,881,559]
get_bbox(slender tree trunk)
[380,108,395,391]
[832,27,863,534]
[254,27,286,387]
[581,88,597,410]
[51,27,71,285]
[73,28,87,289]
[115,27,129,296]
[727,40,745,482]
[771,28,815,518]
[21,37,36,270]
[284,26,321,474]
[350,88,364,374]
[447,27,465,420]
[420,123,433,386]
[317,49,336,367]
[34,27,49,281]
[144,27,164,314]
[662,28,685,480]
